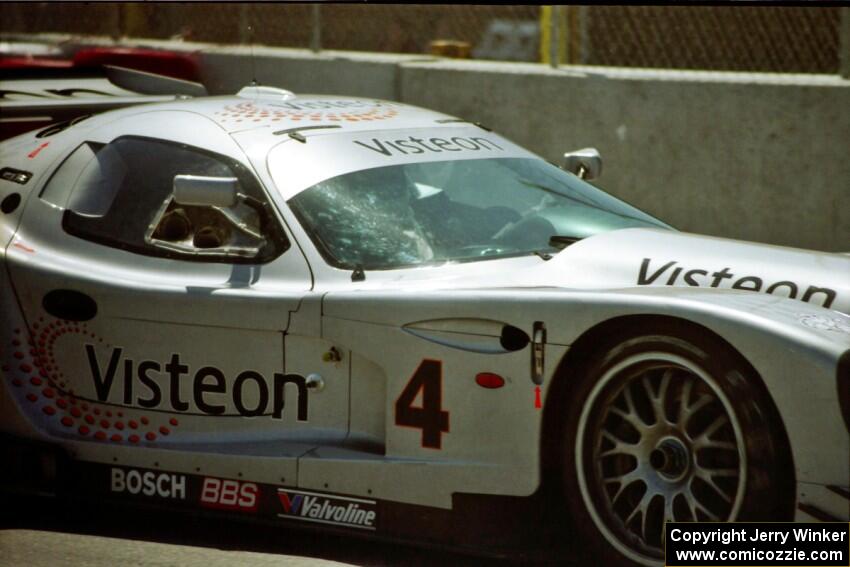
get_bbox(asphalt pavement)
[0,493,561,567]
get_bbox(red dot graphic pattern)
[4,317,181,444]
[212,101,400,126]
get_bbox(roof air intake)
[237,85,296,101]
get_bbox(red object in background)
[1,45,203,141]
[0,56,73,69]
[0,47,200,82]
[72,47,200,82]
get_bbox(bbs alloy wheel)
[579,352,745,562]
[562,328,792,566]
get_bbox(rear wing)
[0,65,207,140]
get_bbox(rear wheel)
[561,327,792,565]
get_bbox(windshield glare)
[288,157,670,270]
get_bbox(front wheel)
[561,327,792,565]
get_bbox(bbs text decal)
[200,477,259,512]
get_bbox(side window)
[40,141,105,209]
[48,136,288,263]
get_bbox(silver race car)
[1,85,848,565]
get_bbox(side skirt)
[1,435,574,561]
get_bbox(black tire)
[560,323,793,566]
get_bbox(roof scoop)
[237,85,296,101]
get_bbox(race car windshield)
[288,157,670,270]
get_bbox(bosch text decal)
[86,346,308,420]
[277,489,377,530]
[637,258,837,308]
[111,467,186,500]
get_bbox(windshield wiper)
[434,118,493,131]
[533,236,583,260]
[273,124,341,142]
[351,264,366,282]
[549,235,583,249]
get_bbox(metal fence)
[1,3,845,74]
[580,6,842,74]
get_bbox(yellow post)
[540,6,568,66]
[122,3,150,39]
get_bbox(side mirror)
[563,148,602,181]
[147,174,267,258]
[173,175,239,208]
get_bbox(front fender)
[325,285,849,494]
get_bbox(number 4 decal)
[395,359,449,449]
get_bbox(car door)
[4,115,349,481]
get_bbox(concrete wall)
[198,45,849,252]
[22,37,850,252]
